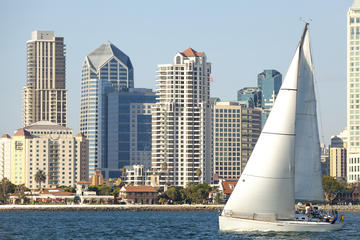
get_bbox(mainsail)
[294,27,325,202]
[223,24,313,220]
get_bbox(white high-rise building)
[23,31,67,127]
[151,48,212,187]
[347,0,360,182]
[0,134,12,180]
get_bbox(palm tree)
[161,162,169,187]
[196,168,202,180]
[15,184,27,204]
[34,170,46,192]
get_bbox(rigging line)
[262,132,295,136]
[311,37,326,146]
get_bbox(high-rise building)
[257,69,282,127]
[347,0,360,183]
[237,87,262,108]
[0,134,12,180]
[151,48,212,187]
[23,31,67,127]
[10,121,88,188]
[330,136,347,180]
[100,88,156,179]
[80,42,134,176]
[320,144,330,176]
[213,101,261,179]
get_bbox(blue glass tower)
[80,42,134,176]
[237,87,262,108]
[257,70,282,127]
[100,88,156,179]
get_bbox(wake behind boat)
[219,24,343,232]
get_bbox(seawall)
[0,204,224,212]
[0,204,359,212]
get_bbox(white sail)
[223,36,303,221]
[294,29,325,202]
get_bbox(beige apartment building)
[10,121,88,189]
[0,134,12,180]
[213,101,261,179]
[23,31,67,127]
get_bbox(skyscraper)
[330,136,347,180]
[237,87,262,108]
[213,101,261,179]
[80,42,134,176]
[152,48,212,187]
[100,88,156,179]
[347,0,360,183]
[257,69,282,127]
[23,31,67,127]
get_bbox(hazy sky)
[0,0,352,144]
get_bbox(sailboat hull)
[219,216,343,232]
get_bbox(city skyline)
[0,0,351,145]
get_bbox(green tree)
[15,184,28,204]
[34,170,46,192]
[165,187,182,203]
[196,168,202,179]
[322,175,346,202]
[0,178,15,203]
[59,186,76,193]
[89,185,112,195]
[111,187,121,198]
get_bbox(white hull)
[219,216,343,232]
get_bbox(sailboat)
[219,24,343,232]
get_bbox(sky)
[0,0,352,145]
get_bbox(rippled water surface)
[0,211,359,239]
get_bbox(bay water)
[1,211,359,239]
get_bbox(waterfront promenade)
[0,204,359,212]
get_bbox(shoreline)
[0,204,359,212]
[0,204,224,212]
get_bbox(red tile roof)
[120,186,157,193]
[41,189,75,196]
[222,180,238,194]
[76,133,85,138]
[13,129,32,137]
[181,48,204,57]
[1,134,11,138]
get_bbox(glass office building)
[80,42,134,176]
[100,88,156,179]
[257,69,282,127]
[237,87,262,108]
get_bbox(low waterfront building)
[9,121,89,189]
[213,101,261,179]
[0,134,12,180]
[118,185,158,204]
